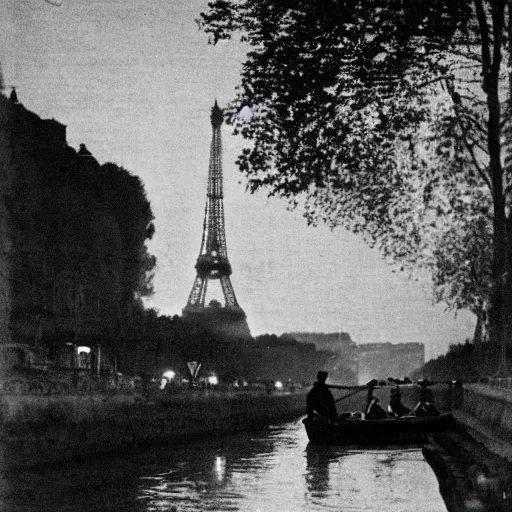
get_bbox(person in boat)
[413,383,439,417]
[388,386,411,417]
[307,371,338,420]
[365,379,388,420]
[366,396,388,420]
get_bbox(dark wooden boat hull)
[303,413,454,445]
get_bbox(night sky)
[0,0,475,359]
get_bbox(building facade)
[0,92,154,364]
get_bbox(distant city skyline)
[0,0,475,360]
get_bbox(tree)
[198,1,511,370]
[97,163,156,312]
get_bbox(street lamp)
[160,370,176,390]
[162,370,176,381]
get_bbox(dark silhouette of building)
[0,91,155,362]
[245,335,325,384]
[287,331,356,355]
[182,102,251,340]
[357,342,425,384]
[284,332,358,384]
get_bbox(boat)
[303,413,455,445]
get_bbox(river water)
[2,419,447,512]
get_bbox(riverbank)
[0,390,308,470]
[423,383,512,512]
[425,425,512,512]
[451,384,512,461]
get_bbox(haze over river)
[2,419,447,512]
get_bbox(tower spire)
[9,87,19,104]
[182,102,251,340]
[210,100,223,128]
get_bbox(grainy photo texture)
[0,1,511,511]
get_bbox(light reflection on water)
[1,419,447,512]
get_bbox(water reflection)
[214,455,226,482]
[305,443,342,497]
[1,420,447,512]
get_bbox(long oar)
[334,387,366,404]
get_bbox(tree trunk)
[487,1,508,374]
[475,0,507,373]
[505,0,512,369]
[473,310,483,345]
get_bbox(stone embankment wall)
[0,391,308,470]
[451,384,512,462]
[424,384,512,512]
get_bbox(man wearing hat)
[306,371,338,420]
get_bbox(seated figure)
[413,386,439,417]
[388,386,411,417]
[413,400,439,417]
[366,397,388,420]
[364,380,387,420]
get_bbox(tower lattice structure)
[182,102,250,339]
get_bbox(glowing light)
[208,375,218,385]
[275,381,283,389]
[214,455,226,481]
[162,370,176,381]
[77,346,91,354]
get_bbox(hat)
[317,371,328,381]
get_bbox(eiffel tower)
[182,101,251,340]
